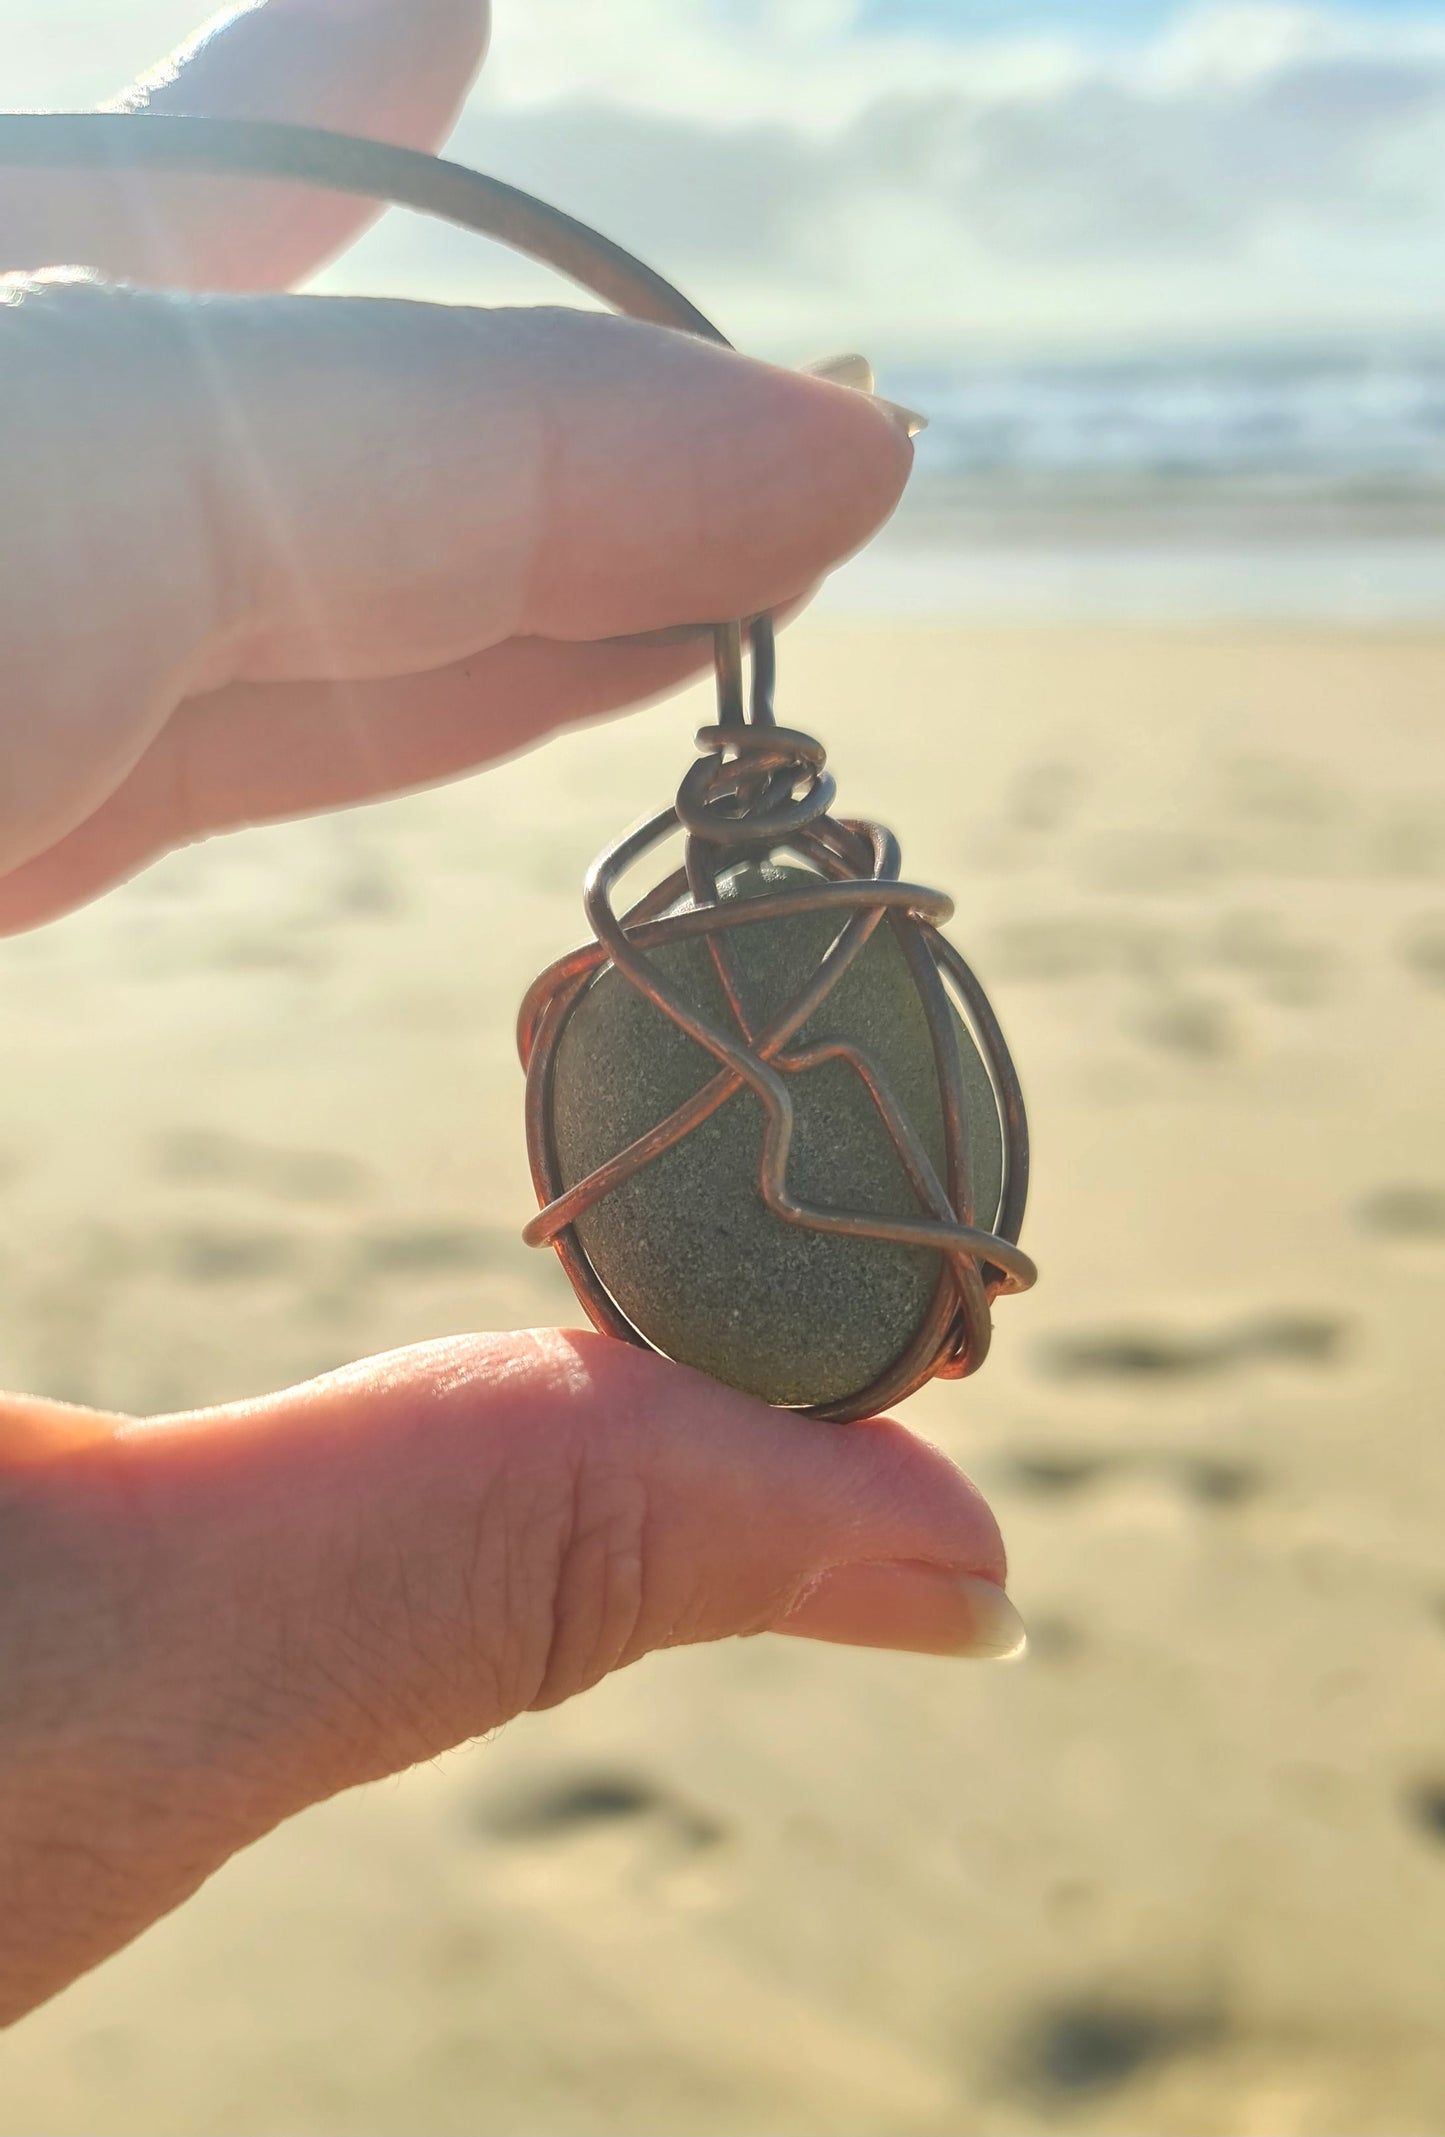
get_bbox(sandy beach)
[1,617,1443,2135]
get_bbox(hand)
[0,0,1021,2028]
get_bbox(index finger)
[0,0,490,291]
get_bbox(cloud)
[298,2,1445,350]
[946,53,1445,257]
[20,0,1441,351]
[455,105,833,273]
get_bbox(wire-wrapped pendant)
[520,619,1036,1422]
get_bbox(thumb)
[0,1332,1014,2020]
[125,1329,1017,1771]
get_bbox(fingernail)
[777,1565,1027,1662]
[802,356,929,438]
[875,397,929,439]
[806,352,877,393]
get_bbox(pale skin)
[0,0,1023,2028]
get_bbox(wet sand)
[1,621,1444,2135]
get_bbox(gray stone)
[551,863,1003,1409]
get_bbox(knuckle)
[524,1451,654,1715]
[0,277,240,862]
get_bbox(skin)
[0,0,1020,2030]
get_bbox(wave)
[884,343,1445,494]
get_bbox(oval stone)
[550,864,1004,1409]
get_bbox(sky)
[6,1,1445,359]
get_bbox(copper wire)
[520,696,1036,1425]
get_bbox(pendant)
[520,618,1035,1422]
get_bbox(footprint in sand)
[329,852,405,920]
[1353,1185,1445,1243]
[1003,1451,1119,1497]
[266,1148,371,1204]
[1007,759,1088,836]
[1211,909,1337,1008]
[1402,913,1445,990]
[1125,990,1234,1060]
[469,1771,727,1903]
[1403,1780,1445,1848]
[1008,1998,1223,2102]
[1002,1447,1265,1513]
[1024,1616,1087,1666]
[473,1771,724,1854]
[166,1225,301,1284]
[984,915,1173,986]
[1215,755,1351,873]
[210,931,329,976]
[354,1225,514,1278]
[154,1130,369,1204]
[153,1130,246,1184]
[1179,1456,1266,1508]
[1034,1310,1345,1385]
[1081,828,1237,897]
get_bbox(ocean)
[830,342,1445,622]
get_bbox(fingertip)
[722,356,917,589]
[516,318,917,643]
[138,0,492,131]
[778,363,919,513]
[828,1410,1009,1591]
[100,0,494,291]
[511,1330,1007,1595]
[100,1332,1011,1797]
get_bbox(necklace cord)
[0,111,774,723]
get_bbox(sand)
[1,621,1443,2136]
